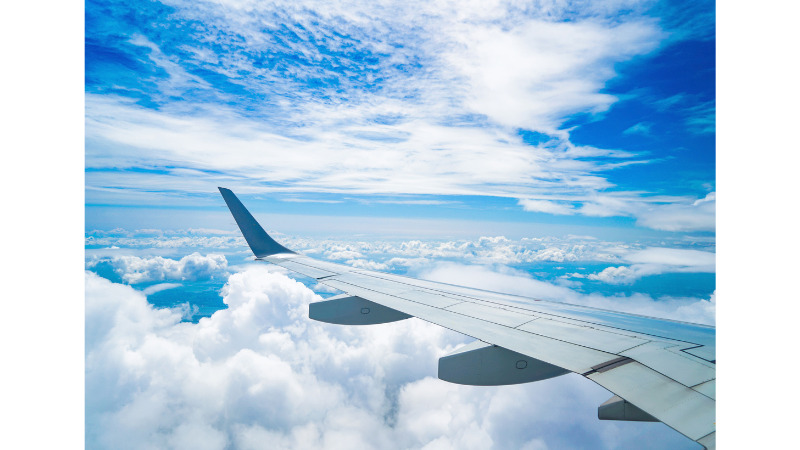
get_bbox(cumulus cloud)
[344,259,390,271]
[325,248,366,261]
[86,231,715,289]
[86,252,229,284]
[89,230,712,273]
[86,266,695,449]
[344,235,622,265]
[588,266,639,284]
[171,301,200,322]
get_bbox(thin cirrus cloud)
[85,0,715,232]
[518,192,716,232]
[566,246,715,285]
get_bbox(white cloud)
[86,231,247,250]
[86,266,696,449]
[86,231,716,283]
[87,252,229,284]
[128,33,211,97]
[685,100,715,134]
[447,19,660,132]
[141,282,182,295]
[588,265,639,284]
[281,198,345,204]
[171,301,200,321]
[625,246,715,267]
[636,192,716,232]
[85,93,626,199]
[325,249,365,260]
[420,263,577,301]
[345,259,390,271]
[622,122,652,135]
[518,199,576,215]
[584,246,715,284]
[577,192,716,232]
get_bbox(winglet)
[218,187,295,257]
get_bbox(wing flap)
[683,345,716,362]
[299,264,715,353]
[587,361,715,441]
[621,342,716,388]
[691,379,716,400]
[319,276,716,444]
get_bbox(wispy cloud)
[582,246,715,285]
[623,122,652,136]
[518,198,577,215]
[685,100,716,134]
[280,198,345,204]
[650,92,715,135]
[141,282,182,295]
[636,192,716,231]
[83,0,717,232]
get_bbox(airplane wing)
[218,187,716,449]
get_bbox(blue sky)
[83,1,718,449]
[85,0,715,236]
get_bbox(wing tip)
[217,187,296,257]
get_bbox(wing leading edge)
[218,188,716,449]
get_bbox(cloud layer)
[86,231,716,293]
[86,252,229,284]
[86,266,698,449]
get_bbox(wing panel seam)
[323,279,651,357]
[337,271,710,349]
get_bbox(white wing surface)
[219,188,716,449]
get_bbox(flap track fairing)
[309,294,412,325]
[438,340,569,386]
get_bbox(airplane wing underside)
[218,187,716,449]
